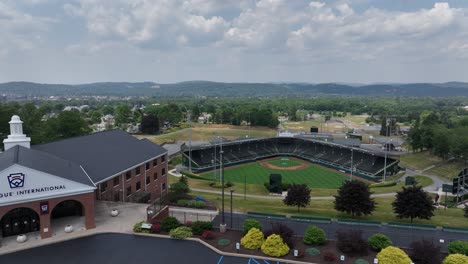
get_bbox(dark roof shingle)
[33,130,167,183]
[0,146,94,186]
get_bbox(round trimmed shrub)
[306,248,320,256]
[240,227,265,250]
[368,233,393,251]
[191,221,213,235]
[355,259,369,264]
[243,219,262,233]
[218,239,231,246]
[161,216,181,232]
[261,234,290,257]
[169,226,193,239]
[303,225,326,245]
[377,246,411,264]
[442,254,468,264]
[448,240,468,256]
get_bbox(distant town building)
[198,112,212,123]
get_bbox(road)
[0,233,279,264]
[216,213,466,253]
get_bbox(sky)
[1,0,468,84]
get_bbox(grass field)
[200,157,350,189]
[190,191,467,227]
[266,158,303,167]
[399,151,442,170]
[370,175,433,194]
[141,126,276,145]
[426,160,467,180]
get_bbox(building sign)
[8,173,25,188]
[1,172,66,200]
[40,201,49,215]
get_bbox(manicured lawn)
[191,191,468,227]
[371,175,433,194]
[426,160,467,180]
[400,151,442,170]
[200,158,350,189]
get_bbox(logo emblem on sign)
[8,173,25,188]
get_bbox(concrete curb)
[133,232,319,264]
[0,230,127,255]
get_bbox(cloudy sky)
[1,0,468,84]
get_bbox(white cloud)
[63,0,229,49]
[0,1,54,56]
[3,1,468,83]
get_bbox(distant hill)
[0,81,467,98]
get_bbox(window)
[113,177,119,187]
[100,182,107,193]
[162,183,166,190]
[161,155,165,162]
[114,192,120,202]
[125,171,131,181]
[146,162,150,171]
[135,167,141,176]
[126,186,132,197]
[162,168,166,176]
[146,176,150,185]
[153,159,158,167]
[136,182,141,191]
[153,172,158,181]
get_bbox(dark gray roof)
[0,146,94,186]
[33,130,167,183]
[333,138,361,147]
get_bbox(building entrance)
[1,208,40,237]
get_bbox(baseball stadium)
[181,137,400,188]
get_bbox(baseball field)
[200,157,353,189]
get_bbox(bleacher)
[183,137,399,179]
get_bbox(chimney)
[3,115,31,150]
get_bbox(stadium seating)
[184,137,398,178]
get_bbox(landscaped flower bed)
[134,217,449,263]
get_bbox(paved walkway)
[0,201,148,255]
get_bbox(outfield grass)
[426,160,467,180]
[200,157,350,189]
[400,151,442,170]
[266,157,303,167]
[191,191,468,227]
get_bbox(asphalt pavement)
[215,213,467,253]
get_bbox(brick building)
[0,115,168,239]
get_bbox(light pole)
[220,142,226,232]
[383,118,390,182]
[187,110,192,172]
[244,174,247,200]
[230,188,234,229]
[350,148,354,181]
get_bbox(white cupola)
[3,115,31,150]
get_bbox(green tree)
[283,184,311,212]
[392,185,435,223]
[43,110,90,142]
[141,114,159,134]
[115,105,131,125]
[334,180,376,217]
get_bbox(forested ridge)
[1,81,468,97]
